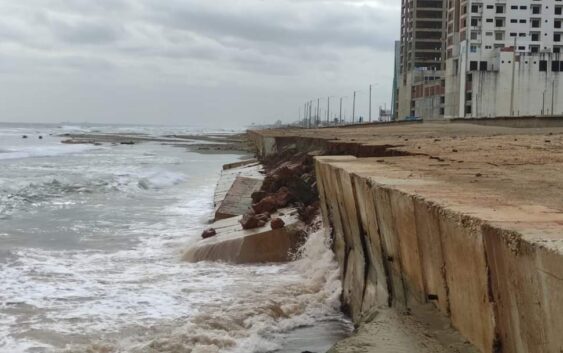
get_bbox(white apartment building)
[444,0,563,118]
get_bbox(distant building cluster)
[392,0,563,120]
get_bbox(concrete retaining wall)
[314,156,563,353]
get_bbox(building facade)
[396,0,563,119]
[445,0,563,117]
[398,0,447,120]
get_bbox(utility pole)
[352,91,357,123]
[369,84,372,122]
[326,97,330,124]
[339,97,343,123]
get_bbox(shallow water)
[0,123,350,353]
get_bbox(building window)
[520,6,527,10]
[486,5,494,9]
[471,18,479,26]
[510,32,517,37]
[486,18,493,23]
[539,60,548,71]
[466,105,472,114]
[518,46,526,50]
[532,5,541,14]
[471,5,479,13]
[556,20,562,29]
[470,61,478,70]
[531,18,541,28]
[531,32,540,41]
[519,19,527,23]
[471,31,478,40]
[519,33,526,37]
[495,18,505,27]
[555,33,562,42]
[480,61,488,71]
[470,45,478,52]
[531,45,540,53]
[496,5,505,14]
[495,31,505,40]
[552,61,560,72]
[511,5,518,10]
[556,6,562,15]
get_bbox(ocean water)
[0,123,350,353]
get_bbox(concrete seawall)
[249,121,563,353]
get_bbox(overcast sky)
[0,0,400,128]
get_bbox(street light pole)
[369,84,372,123]
[352,91,357,123]
[316,98,320,126]
[339,97,344,123]
[309,101,312,128]
[326,97,330,125]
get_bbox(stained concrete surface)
[251,120,563,353]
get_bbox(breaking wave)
[0,169,187,218]
[56,229,347,353]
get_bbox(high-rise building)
[444,0,563,117]
[397,0,447,120]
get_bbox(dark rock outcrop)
[201,228,217,239]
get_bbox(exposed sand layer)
[328,306,478,353]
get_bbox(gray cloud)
[0,0,400,127]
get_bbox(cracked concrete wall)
[314,156,563,353]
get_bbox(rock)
[299,201,320,223]
[271,217,285,229]
[251,190,268,203]
[201,228,217,239]
[240,212,271,230]
[22,135,28,139]
[252,195,278,214]
[272,186,293,207]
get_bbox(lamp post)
[352,91,357,123]
[369,84,372,123]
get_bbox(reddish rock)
[270,218,285,229]
[201,228,217,239]
[272,187,294,207]
[240,212,271,230]
[252,195,278,214]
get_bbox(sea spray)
[63,228,342,353]
[120,227,348,353]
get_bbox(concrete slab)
[213,162,263,218]
[215,176,262,220]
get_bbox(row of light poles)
[300,83,378,128]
